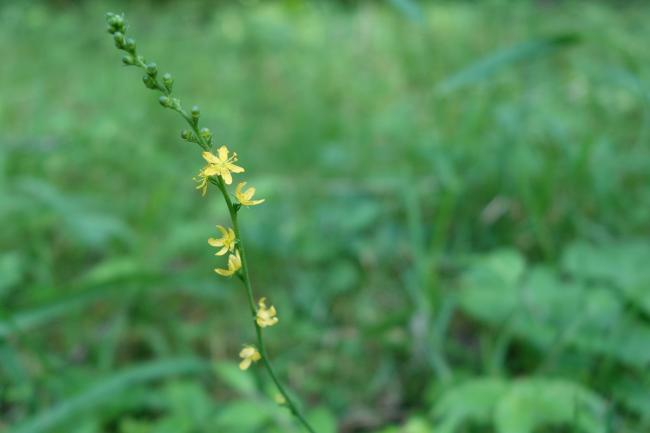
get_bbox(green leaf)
[213,361,257,396]
[306,406,337,433]
[436,33,580,95]
[213,400,273,432]
[433,378,510,433]
[10,358,209,433]
[495,379,606,433]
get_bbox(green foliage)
[434,378,606,433]
[2,0,650,432]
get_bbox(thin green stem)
[212,177,316,433]
[111,27,316,431]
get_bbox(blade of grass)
[436,33,580,96]
[10,357,210,433]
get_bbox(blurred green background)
[2,0,650,432]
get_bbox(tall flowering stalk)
[105,13,316,433]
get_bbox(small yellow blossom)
[235,182,265,206]
[238,345,261,370]
[215,250,242,277]
[193,169,209,196]
[274,393,286,405]
[256,297,279,328]
[208,225,236,256]
[201,146,244,185]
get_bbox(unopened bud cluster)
[106,12,214,152]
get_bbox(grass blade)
[436,33,580,95]
[11,357,210,433]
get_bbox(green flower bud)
[106,13,125,34]
[199,127,213,143]
[159,96,173,108]
[113,32,125,49]
[162,73,173,92]
[107,13,124,28]
[125,38,136,55]
[191,105,200,120]
[145,62,158,77]
[181,130,194,141]
[142,75,157,90]
[121,55,135,66]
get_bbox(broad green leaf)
[433,378,509,433]
[495,379,606,433]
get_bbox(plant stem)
[126,55,316,433]
[213,178,317,433]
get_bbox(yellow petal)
[215,268,234,277]
[236,182,246,196]
[208,237,224,247]
[202,165,220,177]
[243,187,255,200]
[217,145,229,161]
[227,162,245,173]
[239,346,254,358]
[239,358,252,370]
[216,245,228,256]
[202,151,219,164]
[221,171,232,185]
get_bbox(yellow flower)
[208,225,236,256]
[215,250,242,277]
[193,169,209,196]
[238,345,261,370]
[201,146,244,185]
[235,182,265,206]
[274,393,286,405]
[256,297,278,328]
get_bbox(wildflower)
[208,225,236,256]
[235,182,265,206]
[239,345,261,370]
[256,297,279,328]
[193,169,209,196]
[215,250,242,277]
[202,146,244,185]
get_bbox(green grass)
[2,1,650,432]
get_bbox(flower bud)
[121,54,135,66]
[125,38,136,55]
[113,32,125,49]
[145,62,158,77]
[142,75,157,89]
[162,73,173,92]
[159,96,173,108]
[191,105,200,120]
[107,13,124,29]
[181,130,194,141]
[200,127,213,143]
[106,13,125,33]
